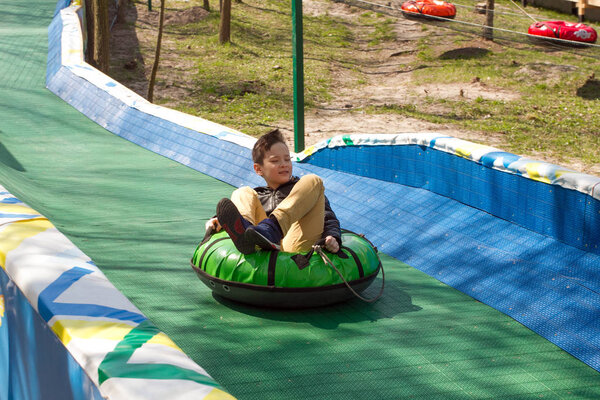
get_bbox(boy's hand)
[324,235,339,253]
[205,217,222,232]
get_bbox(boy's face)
[254,142,292,189]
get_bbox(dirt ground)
[109,0,599,175]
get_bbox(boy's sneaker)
[216,198,255,254]
[245,217,283,252]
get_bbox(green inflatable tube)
[191,230,382,308]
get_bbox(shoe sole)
[245,228,281,252]
[216,199,256,254]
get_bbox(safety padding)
[296,133,600,254]
[296,134,600,200]
[0,187,235,399]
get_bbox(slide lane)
[1,0,600,398]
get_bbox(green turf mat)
[2,0,600,398]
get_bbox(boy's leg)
[230,186,267,225]
[271,174,325,252]
[218,187,282,254]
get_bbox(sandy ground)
[287,0,510,145]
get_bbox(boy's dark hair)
[252,129,286,164]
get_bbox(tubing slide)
[1,0,600,398]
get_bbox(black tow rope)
[312,244,385,304]
[200,227,213,245]
[292,236,385,304]
[291,238,348,270]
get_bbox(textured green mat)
[2,0,600,398]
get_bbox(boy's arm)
[323,196,342,245]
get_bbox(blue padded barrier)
[303,144,600,255]
[47,69,264,191]
[46,16,62,82]
[297,161,600,371]
[53,0,71,16]
[0,268,104,400]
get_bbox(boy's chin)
[274,175,291,185]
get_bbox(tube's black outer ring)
[190,261,382,309]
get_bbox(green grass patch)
[385,9,600,167]
[160,0,357,136]
[366,92,600,166]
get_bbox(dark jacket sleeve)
[322,195,342,244]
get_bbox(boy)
[207,129,341,255]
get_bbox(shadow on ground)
[577,77,600,100]
[0,140,25,172]
[439,47,491,60]
[212,280,422,330]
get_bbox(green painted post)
[292,0,305,152]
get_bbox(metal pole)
[292,0,305,153]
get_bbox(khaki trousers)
[231,174,325,252]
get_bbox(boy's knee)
[231,187,259,209]
[232,186,257,198]
[299,174,323,189]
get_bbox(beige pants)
[231,174,325,252]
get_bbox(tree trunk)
[203,0,210,10]
[84,0,95,63]
[95,0,110,72]
[116,0,128,24]
[84,0,110,72]
[147,0,166,102]
[219,0,232,44]
[483,0,494,41]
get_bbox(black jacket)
[254,176,341,243]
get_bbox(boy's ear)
[253,163,262,176]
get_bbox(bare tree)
[219,0,232,44]
[147,0,166,102]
